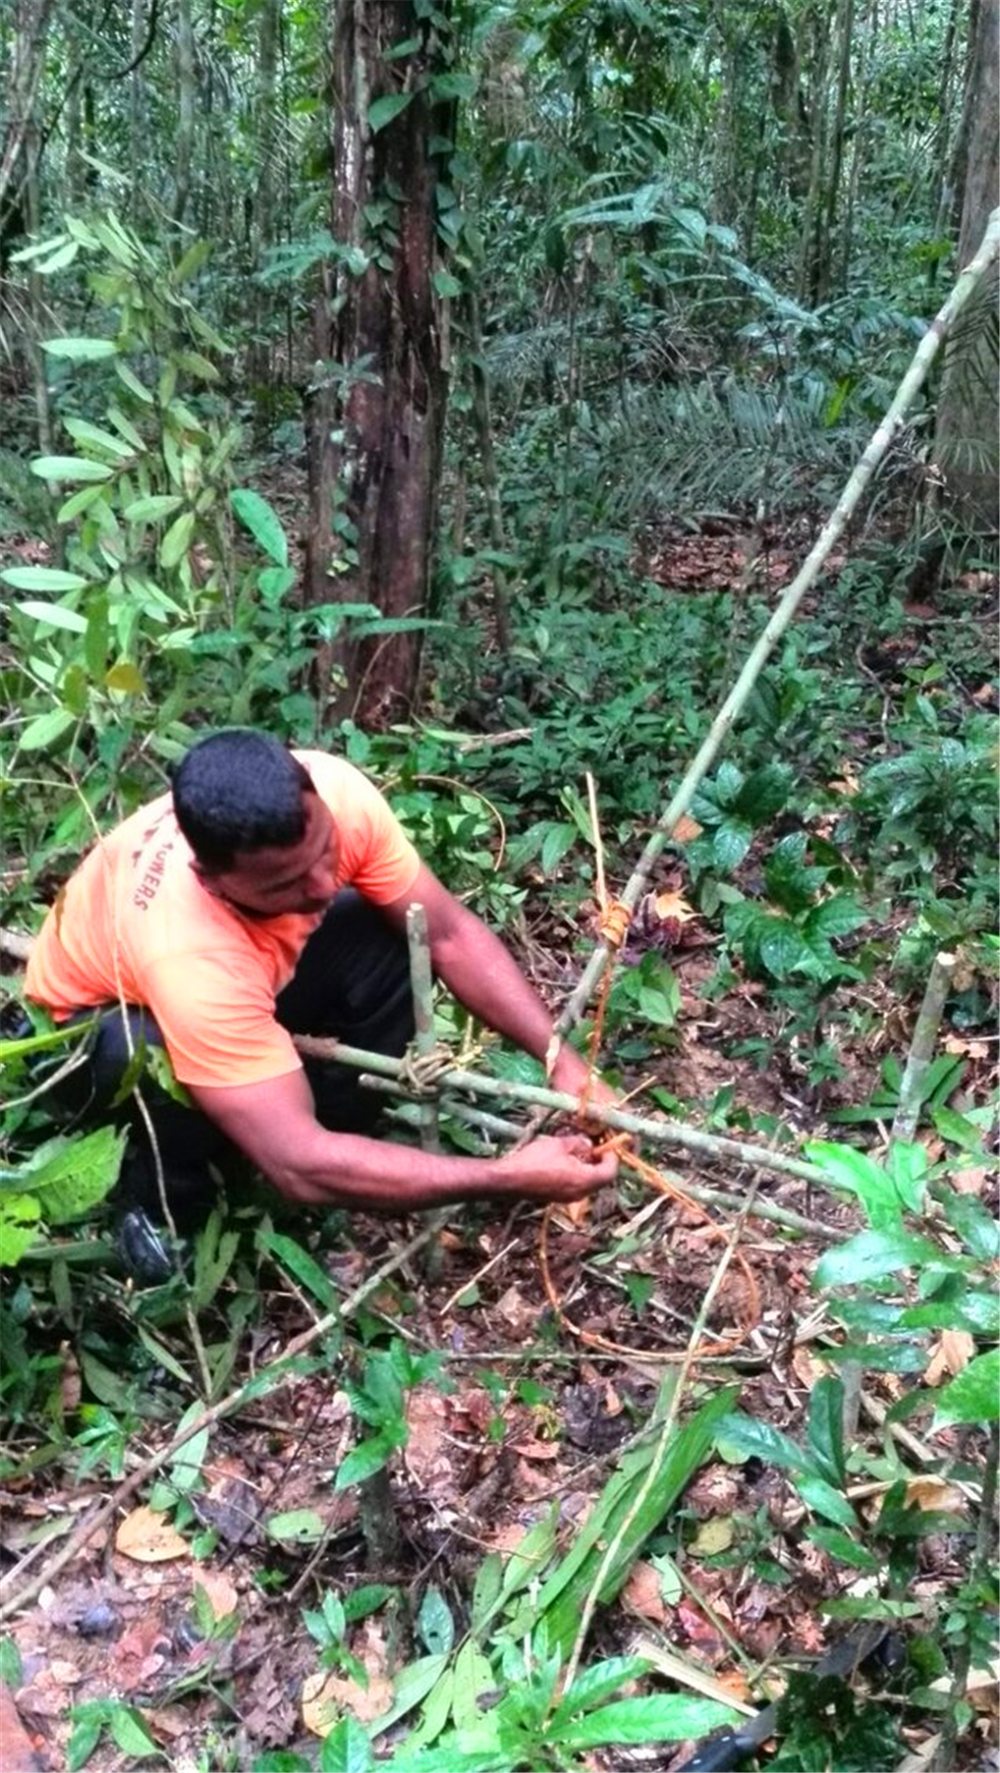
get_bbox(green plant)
[67,1698,160,1769]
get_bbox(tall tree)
[304,0,457,727]
[934,0,999,527]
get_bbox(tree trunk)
[797,4,833,306]
[304,0,453,727]
[817,0,855,300]
[171,0,196,227]
[0,0,54,258]
[933,0,999,527]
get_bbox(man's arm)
[188,1069,616,1210]
[381,863,613,1106]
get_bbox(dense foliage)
[0,2,997,1770]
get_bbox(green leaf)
[105,662,146,695]
[58,484,105,522]
[258,565,297,605]
[115,361,155,404]
[805,1142,904,1233]
[320,1716,374,1773]
[31,456,114,483]
[416,1585,453,1657]
[807,1376,847,1488]
[108,1706,158,1757]
[429,71,478,100]
[66,1715,104,1771]
[712,820,753,872]
[432,269,463,299]
[230,488,289,565]
[470,1552,502,1628]
[368,92,414,133]
[805,1526,881,1571]
[258,1228,339,1311]
[814,1230,947,1289]
[937,1189,1000,1262]
[0,1634,24,1690]
[933,1349,1000,1426]
[758,918,809,980]
[123,495,184,523]
[550,1655,652,1726]
[17,706,75,751]
[795,1473,858,1529]
[0,1197,42,1266]
[886,1141,927,1215]
[558,1695,738,1749]
[1,566,90,592]
[266,1509,326,1543]
[370,1655,449,1740]
[159,509,196,569]
[15,1126,127,1224]
[41,336,117,362]
[714,1413,812,1475]
[15,600,88,633]
[335,1430,399,1490]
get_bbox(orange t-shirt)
[24,751,420,1089]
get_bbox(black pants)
[44,891,414,1224]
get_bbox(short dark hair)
[172,730,315,871]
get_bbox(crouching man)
[24,730,617,1240]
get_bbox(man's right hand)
[493,1132,618,1202]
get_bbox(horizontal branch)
[293,1034,830,1192]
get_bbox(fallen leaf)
[301,1665,393,1735]
[924,1330,976,1387]
[622,1560,669,1624]
[690,1516,735,1556]
[193,1566,239,1620]
[905,1476,966,1513]
[653,889,697,922]
[512,1436,559,1461]
[942,1035,988,1058]
[670,815,703,844]
[952,1166,986,1195]
[115,1505,189,1563]
[0,1687,44,1772]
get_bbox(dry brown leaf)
[924,1329,976,1387]
[942,1034,988,1058]
[904,1476,966,1513]
[513,1436,559,1461]
[622,1561,669,1624]
[193,1566,239,1620]
[653,889,697,922]
[690,1516,735,1556]
[952,1166,987,1195]
[0,1687,43,1773]
[115,1505,189,1563]
[301,1667,393,1736]
[670,815,703,844]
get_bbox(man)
[25,730,617,1231]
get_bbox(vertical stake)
[406,903,440,1153]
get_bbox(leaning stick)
[406,903,440,1153]
[891,950,957,1144]
[556,209,1000,1036]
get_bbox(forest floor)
[1,526,997,1773]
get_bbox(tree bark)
[0,0,54,257]
[304,0,454,728]
[933,0,999,527]
[171,0,196,227]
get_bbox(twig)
[0,1219,440,1621]
[560,1172,763,1694]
